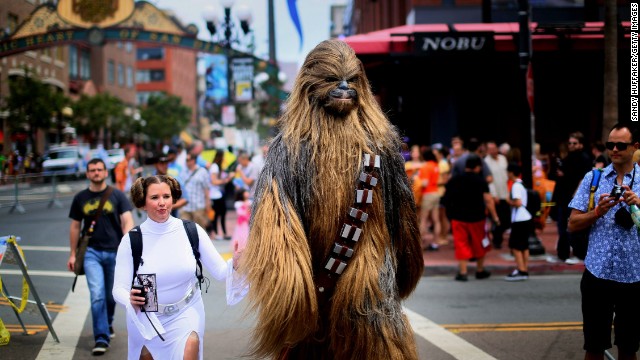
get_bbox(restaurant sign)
[413,32,494,55]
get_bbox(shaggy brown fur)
[240,40,423,360]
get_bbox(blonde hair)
[130,175,182,208]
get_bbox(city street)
[0,180,592,359]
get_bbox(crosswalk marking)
[36,277,90,360]
[405,307,498,360]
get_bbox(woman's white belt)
[158,282,197,316]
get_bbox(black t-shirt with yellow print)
[68,186,132,251]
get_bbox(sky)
[147,0,345,66]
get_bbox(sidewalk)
[422,219,585,276]
[221,212,583,277]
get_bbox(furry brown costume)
[240,40,423,360]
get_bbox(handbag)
[73,186,114,280]
[568,169,602,260]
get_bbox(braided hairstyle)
[130,175,182,208]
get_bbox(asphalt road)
[0,179,623,360]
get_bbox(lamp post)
[203,0,252,105]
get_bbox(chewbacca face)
[299,40,365,116]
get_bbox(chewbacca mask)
[241,40,423,360]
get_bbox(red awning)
[343,21,631,55]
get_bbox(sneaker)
[504,269,529,281]
[109,326,115,339]
[92,341,109,356]
[426,244,439,251]
[565,257,582,265]
[455,273,468,282]
[475,270,491,280]
[223,236,232,241]
[214,235,224,241]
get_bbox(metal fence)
[0,173,86,214]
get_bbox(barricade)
[0,173,81,213]
[0,235,59,345]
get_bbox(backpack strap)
[129,226,143,287]
[182,220,204,289]
[587,169,603,212]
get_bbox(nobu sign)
[413,32,494,55]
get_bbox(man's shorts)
[451,219,488,260]
[508,220,532,251]
[581,269,640,354]
[421,193,441,212]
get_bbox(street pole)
[268,0,276,64]
[518,0,534,189]
[518,0,545,255]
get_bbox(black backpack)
[128,219,204,288]
[526,188,542,217]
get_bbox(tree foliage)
[72,92,125,136]
[140,94,191,142]
[4,68,64,150]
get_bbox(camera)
[610,184,624,199]
[132,284,147,305]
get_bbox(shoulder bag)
[72,186,114,290]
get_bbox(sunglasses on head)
[605,142,634,151]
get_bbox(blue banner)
[204,54,228,105]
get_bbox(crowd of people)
[404,122,640,360]
[402,131,618,282]
[63,121,640,359]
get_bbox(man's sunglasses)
[605,142,635,151]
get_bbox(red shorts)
[451,219,489,260]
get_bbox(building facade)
[0,0,69,154]
[135,43,197,125]
[343,0,631,157]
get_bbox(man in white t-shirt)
[484,141,510,249]
[505,163,533,281]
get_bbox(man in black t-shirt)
[443,154,499,282]
[67,158,133,356]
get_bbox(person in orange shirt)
[115,145,142,193]
[418,149,441,251]
[404,145,424,209]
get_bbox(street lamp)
[202,1,254,116]
[202,1,252,50]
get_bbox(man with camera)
[568,122,640,360]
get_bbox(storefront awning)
[343,21,631,55]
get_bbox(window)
[7,13,18,36]
[55,46,64,61]
[80,49,91,80]
[126,66,134,88]
[136,48,164,60]
[136,69,165,83]
[69,46,78,79]
[107,60,115,84]
[118,63,124,86]
[125,42,133,53]
[136,91,164,105]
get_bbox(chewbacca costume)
[240,40,424,360]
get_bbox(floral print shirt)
[568,163,640,283]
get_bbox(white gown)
[112,216,247,360]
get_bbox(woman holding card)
[112,175,247,360]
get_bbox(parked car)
[42,146,86,181]
[107,148,125,168]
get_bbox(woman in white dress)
[112,175,247,360]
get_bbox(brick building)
[0,0,69,154]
